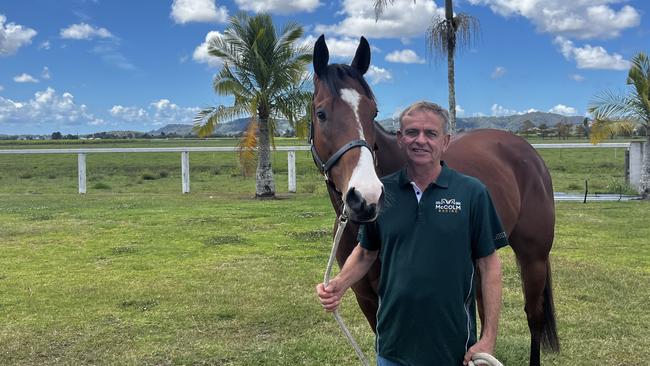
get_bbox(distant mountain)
[376,112,585,132]
[147,117,292,137]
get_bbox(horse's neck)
[374,124,405,177]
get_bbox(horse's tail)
[541,259,560,352]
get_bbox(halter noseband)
[309,117,374,188]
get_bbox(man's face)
[397,110,450,167]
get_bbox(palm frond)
[192,104,249,138]
[589,119,636,144]
[426,13,479,61]
[237,118,258,177]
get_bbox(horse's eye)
[374,110,379,119]
[316,110,326,121]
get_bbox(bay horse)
[310,35,559,366]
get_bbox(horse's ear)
[313,34,329,79]
[351,36,371,75]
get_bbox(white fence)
[0,142,644,194]
[0,146,310,194]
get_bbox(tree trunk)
[256,116,276,198]
[447,31,456,134]
[641,134,650,198]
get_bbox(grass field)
[1,138,648,365]
[0,191,648,365]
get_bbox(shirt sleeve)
[471,185,509,259]
[358,221,380,251]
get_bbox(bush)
[141,172,157,180]
[18,172,32,179]
[158,170,169,178]
[92,182,111,190]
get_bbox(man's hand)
[316,278,347,312]
[463,338,495,365]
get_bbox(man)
[316,101,507,365]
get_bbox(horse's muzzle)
[345,187,384,223]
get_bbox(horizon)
[1,0,647,135]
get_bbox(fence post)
[181,151,190,194]
[288,150,296,193]
[78,153,86,194]
[628,141,644,190]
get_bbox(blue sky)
[0,0,647,134]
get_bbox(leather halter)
[309,115,374,189]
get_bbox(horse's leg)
[510,222,559,365]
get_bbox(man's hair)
[398,101,450,135]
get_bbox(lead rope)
[469,352,504,366]
[324,209,502,366]
[323,207,371,366]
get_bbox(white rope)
[323,208,370,366]
[469,352,504,366]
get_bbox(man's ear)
[441,133,451,152]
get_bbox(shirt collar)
[399,161,450,189]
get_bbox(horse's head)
[311,35,384,223]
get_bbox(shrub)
[92,182,111,190]
[141,172,157,180]
[18,172,32,179]
[158,170,169,178]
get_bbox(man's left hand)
[463,338,495,365]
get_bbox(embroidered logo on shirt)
[435,198,462,213]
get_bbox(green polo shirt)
[358,162,508,366]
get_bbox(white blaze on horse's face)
[339,87,383,210]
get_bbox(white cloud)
[14,73,39,83]
[491,66,506,79]
[235,0,320,14]
[0,87,104,127]
[0,14,37,56]
[455,105,465,117]
[109,99,200,126]
[366,65,392,85]
[171,0,229,24]
[38,41,50,50]
[468,0,640,40]
[109,105,147,123]
[385,49,424,64]
[42,66,51,80]
[490,104,537,117]
[193,31,224,67]
[315,0,443,39]
[570,73,584,82]
[60,23,114,40]
[0,84,4,92]
[548,104,577,115]
[553,36,629,70]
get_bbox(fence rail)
[0,142,644,194]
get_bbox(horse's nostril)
[345,187,364,212]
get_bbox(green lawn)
[0,138,647,364]
[0,192,648,365]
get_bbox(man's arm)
[316,243,378,312]
[463,251,502,365]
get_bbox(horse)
[310,35,559,366]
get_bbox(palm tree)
[589,52,650,197]
[193,13,312,198]
[375,0,479,133]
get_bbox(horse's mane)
[320,64,375,101]
[374,120,397,136]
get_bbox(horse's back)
[444,129,554,239]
